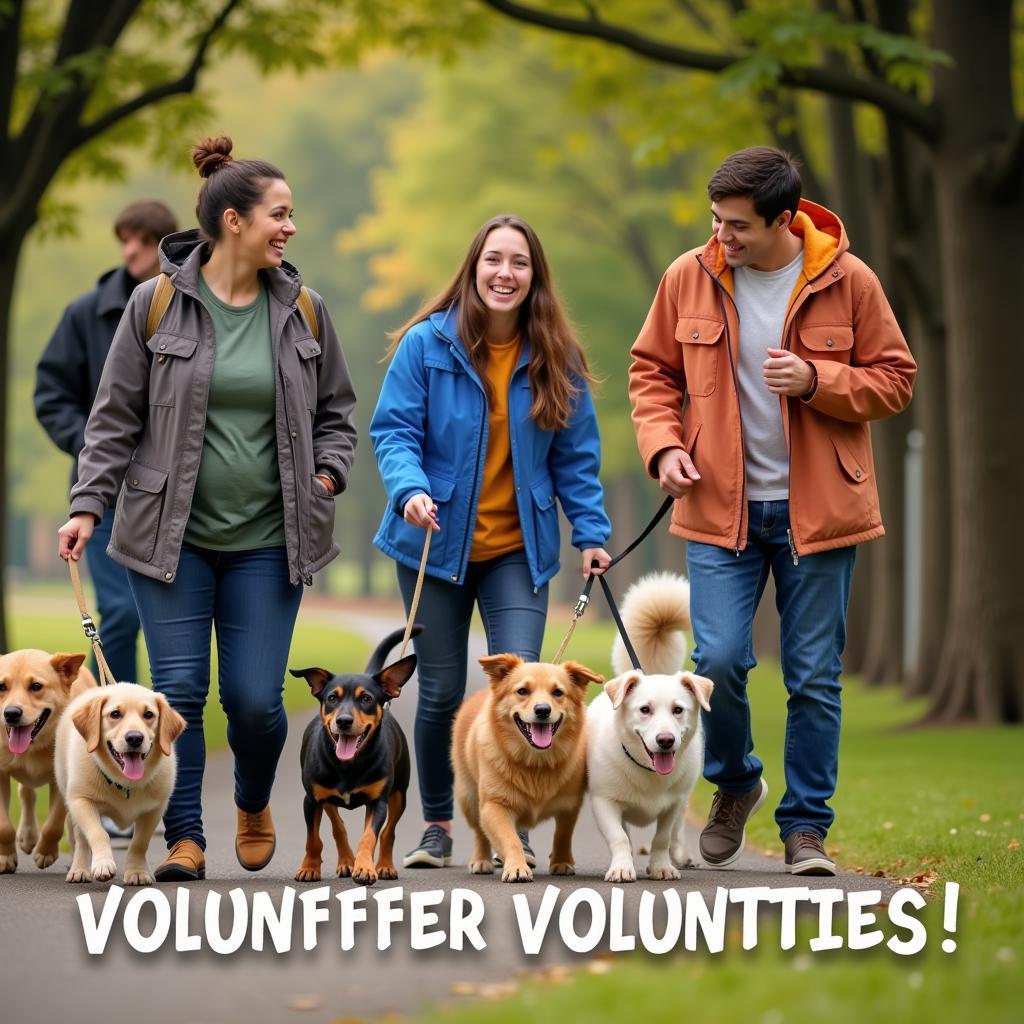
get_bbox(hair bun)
[192,135,234,178]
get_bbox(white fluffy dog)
[587,572,713,882]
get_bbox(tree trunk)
[925,0,1024,722]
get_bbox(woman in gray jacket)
[58,135,357,882]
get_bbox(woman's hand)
[403,492,440,532]
[582,547,611,578]
[313,473,336,496]
[58,513,97,561]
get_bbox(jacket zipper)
[278,311,310,585]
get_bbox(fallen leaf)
[1008,838,1021,850]
[479,982,518,1002]
[288,996,323,1012]
[450,982,480,996]
[587,960,614,975]
[979,813,991,822]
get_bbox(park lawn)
[413,620,1024,1024]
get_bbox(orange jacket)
[629,200,916,555]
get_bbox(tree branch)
[71,0,241,149]
[478,0,939,141]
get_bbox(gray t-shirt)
[733,250,805,500]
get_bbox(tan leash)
[68,557,119,687]
[398,528,432,659]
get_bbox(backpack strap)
[296,286,320,342]
[145,273,174,340]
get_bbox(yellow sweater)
[469,337,525,561]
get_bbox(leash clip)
[80,614,102,644]
[572,593,590,619]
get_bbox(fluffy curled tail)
[610,572,691,676]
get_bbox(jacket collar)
[158,228,303,307]
[428,303,532,375]
[95,266,139,317]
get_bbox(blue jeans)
[127,544,303,850]
[686,500,855,840]
[86,508,141,683]
[397,549,549,821]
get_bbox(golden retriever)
[0,650,96,873]
[452,654,602,882]
[55,682,185,885]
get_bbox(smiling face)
[711,195,794,271]
[0,650,85,757]
[230,177,296,270]
[474,226,533,333]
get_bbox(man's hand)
[581,547,611,579]
[58,512,96,561]
[764,348,815,397]
[403,492,440,531]
[656,447,700,498]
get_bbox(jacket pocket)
[146,333,198,408]
[111,461,168,563]
[307,473,337,563]
[676,317,724,398]
[798,324,854,359]
[831,434,871,484]
[530,475,559,571]
[295,335,321,413]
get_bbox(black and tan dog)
[290,626,419,886]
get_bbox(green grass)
[416,617,1024,1024]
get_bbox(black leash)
[553,495,673,671]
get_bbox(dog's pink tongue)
[652,751,676,775]
[122,752,145,781]
[335,734,359,761]
[530,723,554,749]
[7,725,32,755]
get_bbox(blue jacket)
[371,306,611,589]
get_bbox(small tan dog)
[55,682,185,885]
[0,650,96,873]
[452,654,602,883]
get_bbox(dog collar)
[97,764,132,798]
[621,743,655,773]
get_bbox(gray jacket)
[70,230,358,586]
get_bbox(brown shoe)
[154,839,206,882]
[784,830,836,875]
[235,805,276,871]
[699,778,768,867]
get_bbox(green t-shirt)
[185,276,285,550]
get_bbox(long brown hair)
[386,215,595,431]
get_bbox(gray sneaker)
[101,815,133,849]
[784,830,836,875]
[699,778,768,867]
[493,831,536,869]
[403,824,453,868]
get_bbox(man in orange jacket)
[629,147,916,874]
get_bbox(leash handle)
[68,557,119,687]
[398,528,432,660]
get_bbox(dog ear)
[604,671,641,710]
[71,695,104,753]
[562,661,604,691]
[376,654,417,700]
[679,672,713,712]
[50,652,87,691]
[154,693,187,756]
[478,653,523,686]
[289,666,333,698]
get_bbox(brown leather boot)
[235,805,276,871]
[154,839,206,882]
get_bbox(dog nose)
[124,731,145,749]
[337,714,354,732]
[656,732,675,750]
[3,706,22,724]
[533,703,551,720]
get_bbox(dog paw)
[605,863,637,883]
[17,826,39,855]
[468,858,495,874]
[66,867,92,883]
[376,863,398,881]
[90,857,117,882]
[123,869,153,886]
[550,861,575,876]
[501,863,534,883]
[0,852,17,874]
[295,864,322,883]
[647,862,680,881]
[351,862,378,886]
[32,842,60,869]
[336,860,354,878]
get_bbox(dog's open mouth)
[638,733,676,776]
[334,724,371,762]
[4,709,50,755]
[108,741,147,782]
[514,714,562,750]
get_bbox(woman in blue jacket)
[371,214,611,869]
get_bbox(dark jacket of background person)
[34,266,139,484]
[69,229,358,586]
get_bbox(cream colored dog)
[55,682,185,885]
[0,650,96,872]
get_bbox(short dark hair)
[113,200,177,244]
[707,147,802,224]
[191,135,285,242]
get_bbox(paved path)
[1,606,903,1023]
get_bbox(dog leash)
[67,557,118,687]
[552,494,674,671]
[398,528,432,660]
